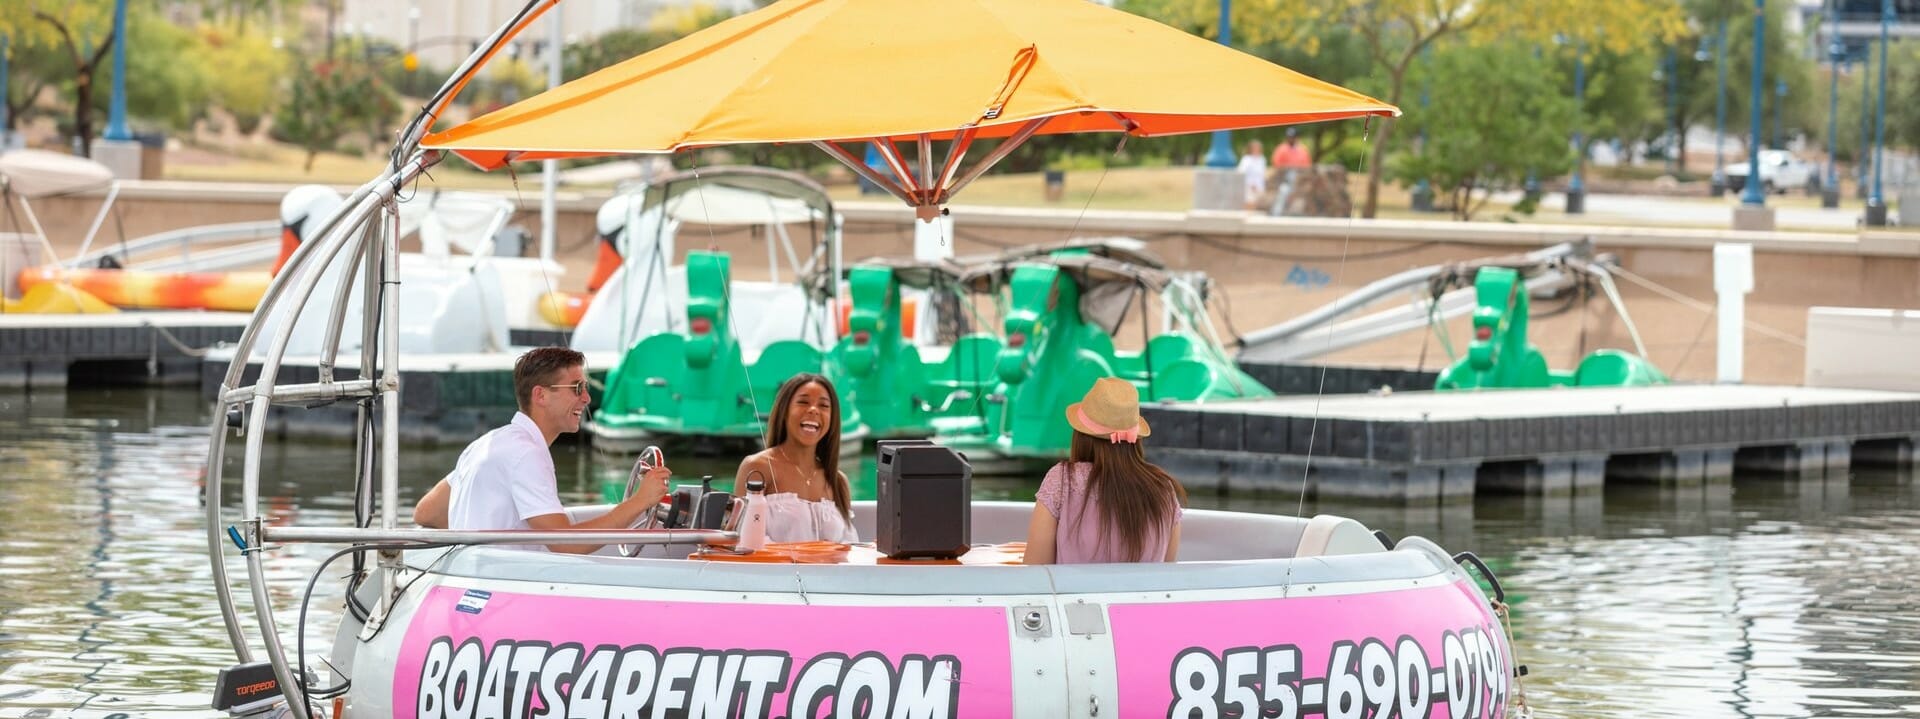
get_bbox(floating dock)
[1143,385,1920,502]
[0,312,250,387]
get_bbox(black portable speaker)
[874,440,972,559]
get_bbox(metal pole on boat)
[540,11,562,264]
[235,163,420,719]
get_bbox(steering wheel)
[619,445,667,557]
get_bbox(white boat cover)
[0,149,114,198]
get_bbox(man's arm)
[413,479,451,528]
[524,466,671,554]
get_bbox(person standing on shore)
[1268,128,1313,216]
[1237,140,1268,211]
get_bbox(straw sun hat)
[1065,377,1151,443]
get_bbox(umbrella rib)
[944,117,1050,202]
[917,135,934,198]
[935,127,982,200]
[814,141,913,206]
[873,140,923,197]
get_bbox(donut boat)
[305,500,1516,719]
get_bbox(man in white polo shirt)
[413,347,670,553]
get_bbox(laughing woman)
[733,373,861,543]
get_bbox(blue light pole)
[1823,0,1842,208]
[103,0,132,142]
[1712,17,1730,196]
[1525,45,1543,204]
[1411,47,1434,212]
[1,35,10,149]
[1665,47,1679,176]
[1569,38,1587,214]
[1739,0,1767,207]
[1865,0,1892,226]
[1858,41,1872,200]
[1773,79,1786,151]
[1202,0,1236,168]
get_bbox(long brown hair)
[764,373,850,520]
[1062,431,1186,561]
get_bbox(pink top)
[1035,462,1182,564]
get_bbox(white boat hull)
[335,503,1514,719]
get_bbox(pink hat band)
[1075,406,1140,444]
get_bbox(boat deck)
[0,311,250,387]
[1143,384,1920,502]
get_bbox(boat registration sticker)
[393,587,1014,719]
[453,589,491,615]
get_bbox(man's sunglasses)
[543,381,590,397]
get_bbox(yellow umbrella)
[424,0,1397,219]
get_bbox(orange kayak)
[16,265,269,312]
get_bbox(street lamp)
[1569,37,1587,214]
[1772,79,1786,151]
[1712,16,1730,197]
[103,0,132,143]
[1739,0,1766,208]
[1,35,10,149]
[1865,0,1892,226]
[1823,0,1843,209]
[1858,41,1872,200]
[1201,0,1235,168]
[1664,47,1678,176]
[1412,48,1434,212]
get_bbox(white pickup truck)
[1721,149,1815,194]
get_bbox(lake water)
[1,386,1915,718]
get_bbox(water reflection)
[0,387,1916,718]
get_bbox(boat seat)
[1294,514,1381,558]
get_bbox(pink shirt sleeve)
[1035,464,1068,519]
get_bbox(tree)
[1392,42,1578,220]
[1120,0,1685,217]
[1893,42,1920,150]
[116,11,213,132]
[3,37,61,135]
[646,2,733,38]
[1692,0,1820,160]
[271,59,400,172]
[196,22,288,134]
[9,1,116,156]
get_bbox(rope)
[1494,601,1533,718]
[144,322,214,358]
[1608,264,1805,347]
[1186,233,1442,263]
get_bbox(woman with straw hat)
[1024,378,1186,564]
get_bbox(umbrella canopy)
[424,0,1397,218]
